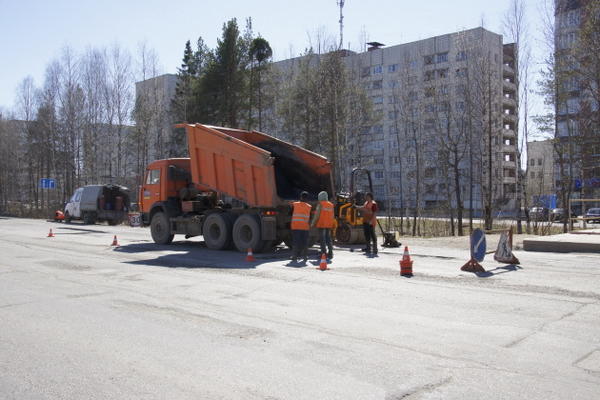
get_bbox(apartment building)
[275,27,519,214]
[554,0,600,202]
[527,139,556,206]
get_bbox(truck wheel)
[203,213,233,250]
[108,219,117,226]
[82,212,91,225]
[232,214,264,253]
[65,212,72,224]
[151,211,174,245]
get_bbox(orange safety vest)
[291,201,311,230]
[315,200,334,228]
[363,200,377,227]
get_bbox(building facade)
[527,139,556,207]
[554,0,600,206]
[274,27,519,215]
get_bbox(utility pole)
[337,0,345,50]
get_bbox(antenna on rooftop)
[337,0,345,50]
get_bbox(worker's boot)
[327,248,333,259]
[290,246,299,262]
[372,241,378,255]
[362,244,371,254]
[302,246,309,262]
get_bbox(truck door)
[141,167,162,212]
[66,188,83,218]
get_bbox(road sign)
[471,228,486,262]
[40,178,56,189]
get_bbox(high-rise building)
[274,27,519,215]
[554,0,600,205]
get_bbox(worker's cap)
[300,191,309,200]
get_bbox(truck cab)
[64,188,84,221]
[139,158,195,226]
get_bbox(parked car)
[529,207,549,221]
[584,208,600,223]
[550,208,577,223]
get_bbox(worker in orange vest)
[290,191,311,262]
[361,192,378,255]
[310,191,334,259]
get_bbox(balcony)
[503,80,517,92]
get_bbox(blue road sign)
[40,178,56,189]
[471,228,486,262]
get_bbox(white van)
[64,185,130,225]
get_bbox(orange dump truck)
[139,123,334,252]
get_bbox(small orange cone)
[111,235,119,246]
[47,228,54,237]
[244,248,256,262]
[317,253,329,270]
[400,246,413,276]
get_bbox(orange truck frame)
[139,123,334,252]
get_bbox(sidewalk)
[523,228,600,253]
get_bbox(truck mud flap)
[261,215,277,241]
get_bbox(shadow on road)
[114,242,282,270]
[476,264,523,278]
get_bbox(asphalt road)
[1,217,599,399]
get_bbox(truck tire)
[108,219,118,226]
[203,213,233,250]
[232,214,265,253]
[65,212,72,224]
[151,211,174,245]
[82,212,91,225]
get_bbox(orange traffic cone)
[47,228,54,237]
[111,235,119,246]
[244,248,256,262]
[317,253,329,270]
[400,246,413,276]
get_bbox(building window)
[388,95,399,104]
[409,91,418,101]
[530,159,535,166]
[374,157,384,165]
[389,126,399,134]
[388,111,398,119]
[373,171,384,179]
[408,76,417,85]
[437,52,448,63]
[388,80,399,88]
[425,104,436,113]
[388,64,399,73]
[409,60,419,69]
[538,159,542,166]
[424,55,434,65]
[456,68,467,77]
[391,141,398,149]
[438,68,448,78]
[530,171,535,179]
[362,67,371,77]
[390,156,399,164]
[562,10,580,27]
[424,71,435,81]
[373,125,384,134]
[456,51,467,61]
[373,65,383,75]
[373,96,383,104]
[372,80,383,90]
[425,87,435,98]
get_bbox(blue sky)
[0,0,546,112]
